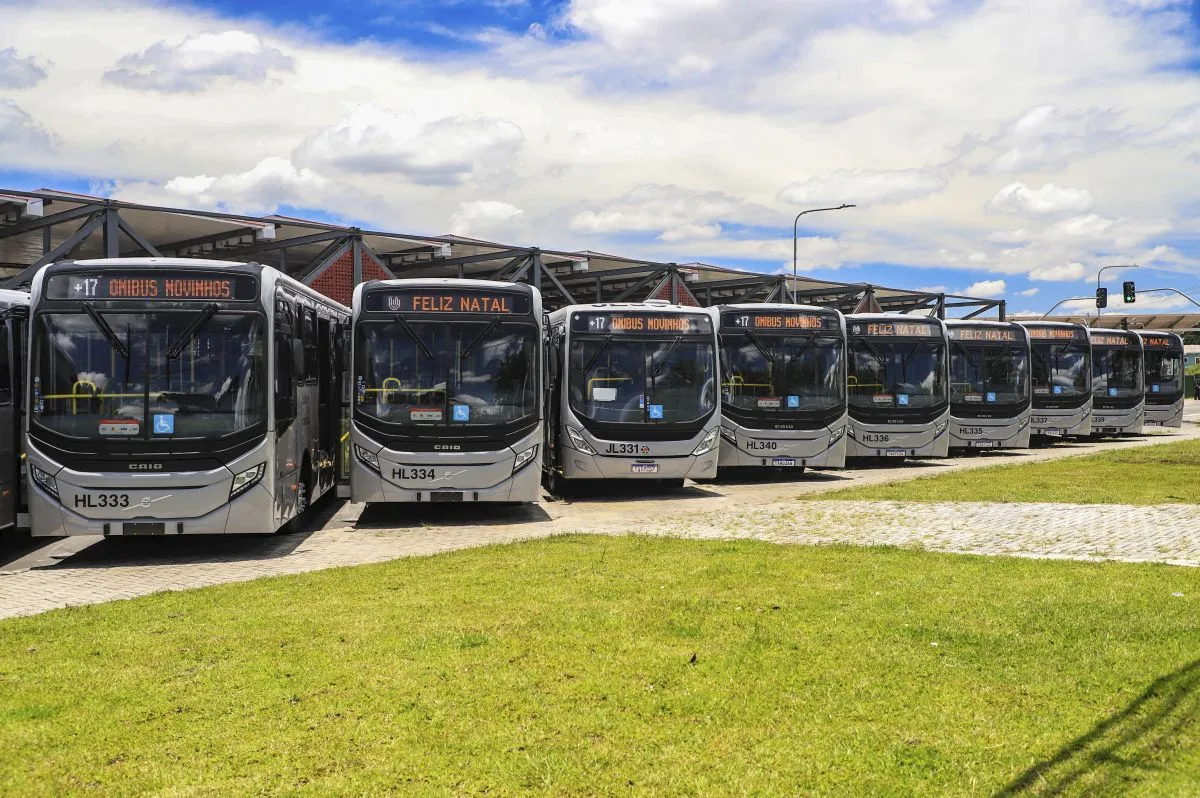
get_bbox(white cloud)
[1028,262,1087,281]
[296,104,523,185]
[0,100,54,151]
[449,200,525,238]
[963,279,1006,298]
[570,184,766,235]
[1042,214,1171,249]
[111,156,335,215]
[966,105,1129,174]
[986,183,1093,216]
[0,47,47,89]
[1018,287,1040,297]
[779,168,947,206]
[104,31,293,93]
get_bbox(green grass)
[3,537,1200,795]
[813,438,1200,505]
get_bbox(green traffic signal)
[1123,281,1136,303]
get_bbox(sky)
[1,0,1199,316]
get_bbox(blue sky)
[1,0,1198,316]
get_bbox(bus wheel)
[296,460,312,516]
[545,470,569,499]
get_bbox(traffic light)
[1123,281,1136,303]
[1096,287,1108,309]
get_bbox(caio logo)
[129,463,164,471]
[433,444,462,451]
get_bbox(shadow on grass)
[707,468,851,486]
[40,495,342,570]
[995,658,1200,796]
[354,501,552,530]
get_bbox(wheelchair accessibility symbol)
[153,414,175,435]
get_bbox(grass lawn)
[814,438,1200,505]
[3,536,1200,796]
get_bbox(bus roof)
[717,302,841,315]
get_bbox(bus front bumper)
[717,422,847,469]
[949,411,1031,450]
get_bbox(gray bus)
[544,301,720,491]
[1089,328,1145,436]
[350,279,543,504]
[1019,321,1093,439]
[25,258,350,536]
[1138,331,1184,429]
[845,314,950,458]
[0,289,28,533]
[715,303,847,469]
[946,320,1032,450]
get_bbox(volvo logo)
[128,463,164,471]
[433,444,462,451]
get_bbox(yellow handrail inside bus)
[587,376,632,399]
[846,376,886,392]
[70,379,98,414]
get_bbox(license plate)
[885,448,907,457]
[771,457,797,467]
[631,463,659,474]
[970,440,997,448]
[123,522,165,535]
[1041,428,1063,436]
[429,491,463,503]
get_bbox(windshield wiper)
[781,335,819,370]
[652,336,683,378]
[394,315,434,360]
[859,338,888,370]
[460,317,502,360]
[83,302,130,360]
[166,303,219,360]
[952,341,978,370]
[744,330,774,362]
[582,335,613,373]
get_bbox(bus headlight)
[829,426,846,445]
[31,465,58,500]
[513,444,539,473]
[934,421,948,436]
[229,463,266,499]
[355,445,381,473]
[1018,415,1030,430]
[566,427,596,455]
[691,428,720,456]
[720,427,736,444]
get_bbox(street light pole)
[1096,262,1139,298]
[792,203,855,303]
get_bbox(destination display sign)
[1139,334,1177,349]
[571,312,713,335]
[721,311,837,332]
[364,289,531,315]
[948,326,1021,343]
[1026,326,1088,342]
[46,273,258,301]
[1091,333,1137,347]
[849,320,940,338]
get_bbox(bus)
[946,320,1032,450]
[0,289,28,533]
[715,303,847,469]
[1018,321,1092,440]
[1138,331,1185,429]
[1089,328,1145,436]
[544,300,720,491]
[845,314,950,458]
[25,258,350,537]
[350,279,543,504]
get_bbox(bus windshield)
[721,333,843,415]
[1093,347,1143,399]
[1030,343,1090,399]
[848,339,946,410]
[32,310,267,440]
[950,343,1029,407]
[1145,351,1182,397]
[569,335,716,424]
[355,319,537,427]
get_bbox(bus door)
[0,317,13,528]
[317,315,335,491]
[544,321,563,476]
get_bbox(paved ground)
[1,418,1198,620]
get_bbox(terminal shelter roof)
[0,188,1004,317]
[1015,312,1200,331]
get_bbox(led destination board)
[948,327,1021,343]
[1140,334,1177,349]
[364,289,531,315]
[1091,333,1137,347]
[1027,327,1088,342]
[571,312,712,335]
[722,312,837,331]
[47,273,258,301]
[849,321,940,338]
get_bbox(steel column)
[102,208,120,257]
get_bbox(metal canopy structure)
[1018,312,1200,331]
[0,188,1005,318]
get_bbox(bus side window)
[0,323,10,406]
[275,298,296,428]
[302,306,318,383]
